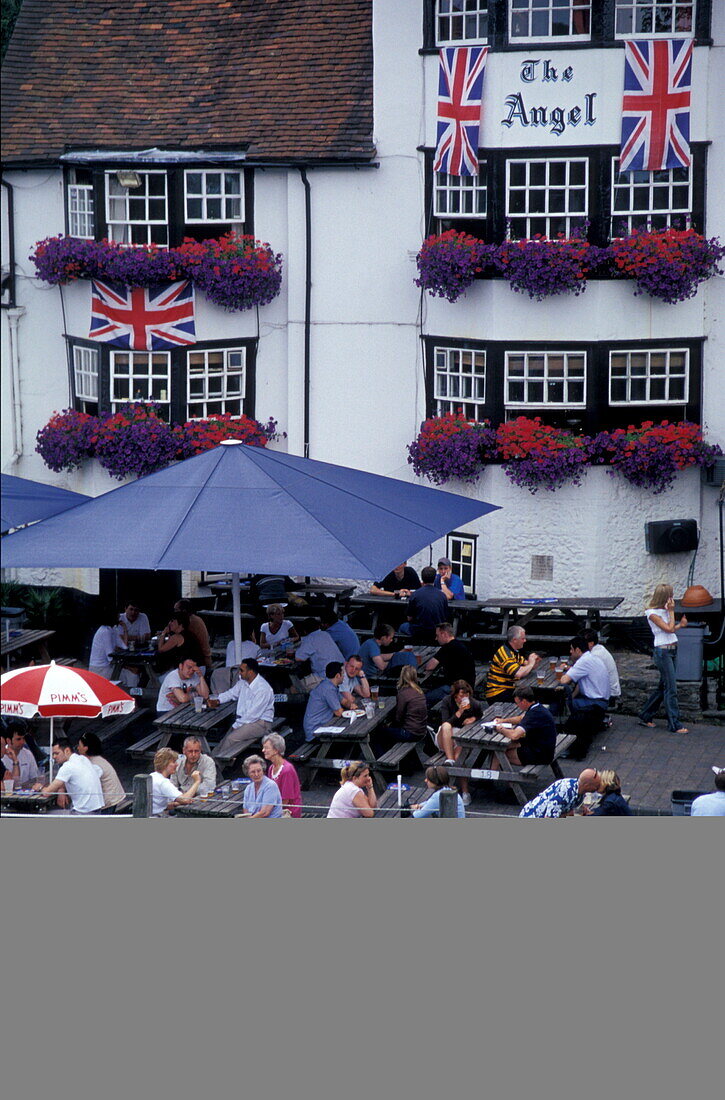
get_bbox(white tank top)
[646,608,676,648]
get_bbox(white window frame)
[446,531,477,595]
[609,348,690,405]
[506,157,589,239]
[72,345,99,402]
[110,351,171,413]
[505,351,587,408]
[183,170,245,224]
[610,157,692,237]
[186,347,247,419]
[614,1,695,38]
[434,346,486,419]
[68,184,95,239]
[436,0,489,45]
[105,170,168,246]
[434,163,487,220]
[509,1,592,42]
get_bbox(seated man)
[340,655,371,703]
[560,636,610,721]
[172,735,217,797]
[582,628,621,705]
[319,607,360,661]
[1,721,40,787]
[424,622,476,706]
[359,624,396,679]
[434,556,465,601]
[303,662,348,741]
[209,657,275,762]
[404,565,449,644]
[485,626,540,703]
[519,769,601,818]
[225,632,261,668]
[493,686,557,767]
[156,658,210,714]
[34,739,104,814]
[118,600,151,645]
[175,598,213,673]
[88,607,126,680]
[370,561,421,598]
[690,767,725,817]
[294,617,345,690]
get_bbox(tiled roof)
[1,0,375,164]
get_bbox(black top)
[518,703,557,763]
[375,566,421,594]
[407,585,449,629]
[440,695,483,729]
[434,638,476,688]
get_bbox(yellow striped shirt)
[485,644,525,699]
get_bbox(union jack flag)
[433,46,489,177]
[89,280,196,350]
[620,39,693,173]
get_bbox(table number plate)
[332,759,353,769]
[470,768,499,781]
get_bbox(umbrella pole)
[49,716,54,781]
[232,571,242,666]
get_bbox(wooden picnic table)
[476,597,624,635]
[110,647,163,690]
[451,700,573,806]
[152,699,238,753]
[290,697,396,790]
[376,784,428,818]
[173,783,250,818]
[1,628,55,667]
[348,593,482,635]
[1,790,58,814]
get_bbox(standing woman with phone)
[639,584,689,734]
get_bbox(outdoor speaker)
[645,519,699,554]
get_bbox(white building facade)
[1,0,723,614]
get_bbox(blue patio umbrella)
[1,474,89,532]
[1,441,499,659]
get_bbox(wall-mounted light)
[116,170,142,188]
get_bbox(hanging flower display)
[414,230,492,302]
[608,227,725,304]
[493,235,605,301]
[591,421,723,494]
[30,232,283,311]
[407,412,498,484]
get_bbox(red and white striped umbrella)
[1,662,135,719]
[1,662,135,780]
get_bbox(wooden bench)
[127,729,166,759]
[443,733,577,805]
[371,739,423,775]
[376,784,428,818]
[54,656,80,667]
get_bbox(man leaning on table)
[303,662,348,741]
[370,561,421,598]
[434,557,465,601]
[1,721,40,787]
[156,658,210,714]
[209,657,275,762]
[33,739,104,814]
[519,769,601,818]
[485,626,541,703]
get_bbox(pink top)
[327,780,366,818]
[268,759,302,818]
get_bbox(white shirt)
[172,753,217,796]
[2,745,39,786]
[119,611,151,639]
[260,620,295,648]
[55,754,104,813]
[225,639,261,667]
[591,643,621,697]
[151,771,181,816]
[156,668,200,713]
[646,608,677,647]
[218,673,274,727]
[89,625,124,668]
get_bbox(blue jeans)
[425,684,451,707]
[640,646,682,732]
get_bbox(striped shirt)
[485,644,525,699]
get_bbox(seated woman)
[76,730,126,810]
[259,604,299,652]
[411,765,466,818]
[434,680,483,807]
[150,748,201,816]
[241,754,284,818]
[326,761,377,818]
[391,665,428,741]
[88,606,124,680]
[156,610,205,673]
[262,732,302,818]
[591,770,632,816]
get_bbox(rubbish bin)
[671,790,706,816]
[676,623,706,681]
